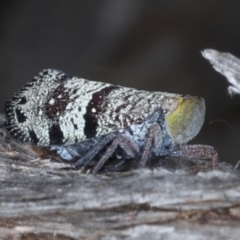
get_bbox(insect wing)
[5,69,154,146]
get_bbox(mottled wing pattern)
[5,69,173,146]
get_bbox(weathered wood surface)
[0,114,240,240]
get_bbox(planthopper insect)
[4,69,218,173]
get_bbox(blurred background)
[1,0,240,165]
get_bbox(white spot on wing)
[49,99,55,105]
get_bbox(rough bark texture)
[0,114,240,240]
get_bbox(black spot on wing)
[49,123,64,145]
[84,85,118,138]
[71,118,78,130]
[15,108,27,123]
[83,114,98,138]
[45,84,70,120]
[29,130,39,144]
[18,96,27,105]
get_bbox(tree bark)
[0,114,240,240]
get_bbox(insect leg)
[92,134,141,174]
[139,122,162,167]
[75,132,117,169]
[118,135,141,158]
[170,144,218,169]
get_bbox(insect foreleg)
[139,122,162,167]
[170,144,219,169]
